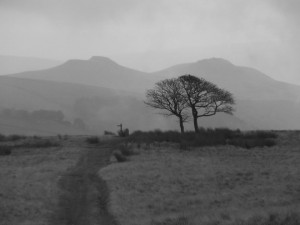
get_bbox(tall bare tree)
[145,78,189,133]
[179,74,235,132]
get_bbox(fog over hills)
[153,58,300,101]
[0,55,62,75]
[4,56,300,134]
[11,56,153,93]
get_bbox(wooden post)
[117,123,123,133]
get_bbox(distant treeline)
[0,108,86,129]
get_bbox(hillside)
[153,58,300,101]
[0,55,62,75]
[11,56,153,93]
[152,58,300,129]
[0,76,183,134]
[5,56,300,131]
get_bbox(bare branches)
[178,74,235,132]
[144,78,189,133]
[145,74,235,133]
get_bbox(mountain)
[153,58,300,129]
[6,56,300,131]
[0,76,184,135]
[153,58,300,101]
[11,56,153,93]
[0,55,62,75]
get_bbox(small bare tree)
[179,74,235,132]
[145,78,189,133]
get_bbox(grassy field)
[99,131,300,225]
[0,136,82,225]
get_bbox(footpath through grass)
[51,137,119,225]
[0,135,119,225]
[0,136,80,225]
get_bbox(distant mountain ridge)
[152,57,300,101]
[4,56,300,131]
[11,56,152,93]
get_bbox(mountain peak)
[197,57,233,66]
[89,56,117,64]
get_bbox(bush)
[129,129,277,149]
[6,134,26,141]
[233,212,300,225]
[104,130,116,136]
[151,216,192,225]
[118,128,130,137]
[0,134,26,142]
[0,134,6,142]
[119,143,136,156]
[113,151,127,162]
[0,145,12,156]
[16,139,59,148]
[86,136,100,144]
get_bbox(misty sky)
[1,0,300,84]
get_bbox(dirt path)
[50,139,119,225]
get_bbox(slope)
[6,56,300,130]
[10,56,153,93]
[0,76,188,134]
[152,58,300,101]
[152,58,300,129]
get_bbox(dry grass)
[0,136,82,225]
[98,131,300,225]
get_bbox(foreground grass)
[99,131,300,225]
[0,136,82,225]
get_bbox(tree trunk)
[192,109,199,132]
[179,116,185,133]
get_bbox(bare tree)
[145,78,189,133]
[179,74,235,132]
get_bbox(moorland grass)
[129,129,277,149]
[99,131,300,225]
[0,145,12,156]
[0,137,82,225]
[0,133,26,142]
[86,136,101,144]
[15,138,60,148]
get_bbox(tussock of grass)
[129,129,277,149]
[233,212,300,225]
[104,130,116,136]
[118,143,137,156]
[0,138,82,225]
[0,145,12,156]
[0,133,26,142]
[152,216,192,225]
[113,151,128,162]
[99,132,300,225]
[15,139,60,148]
[86,136,100,144]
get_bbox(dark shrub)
[104,130,116,135]
[113,151,127,162]
[119,143,136,156]
[118,128,130,137]
[86,136,100,144]
[7,134,26,141]
[151,216,191,225]
[0,134,6,142]
[129,129,277,149]
[0,145,12,156]
[16,139,59,148]
[232,212,300,225]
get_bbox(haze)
[1,0,300,84]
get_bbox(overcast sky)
[1,0,300,84]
